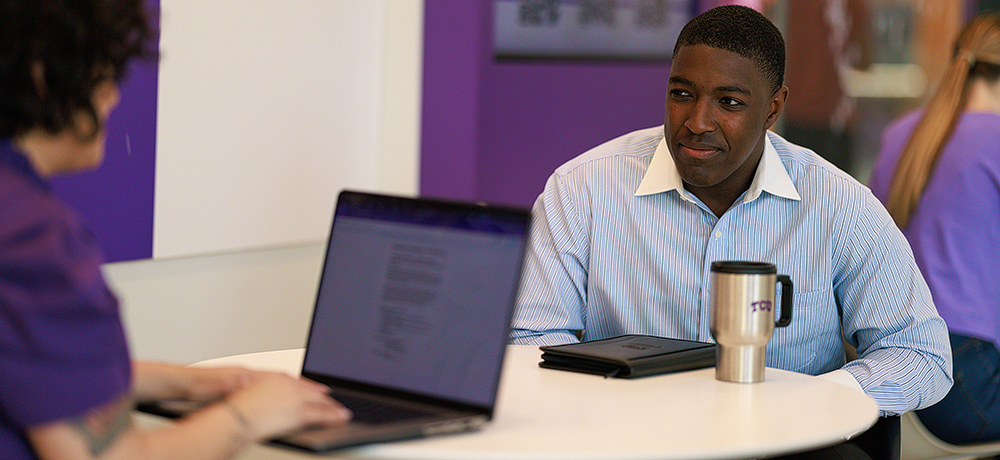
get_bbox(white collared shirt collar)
[634,132,801,203]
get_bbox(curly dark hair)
[0,0,155,138]
[673,5,785,94]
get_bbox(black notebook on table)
[539,334,716,378]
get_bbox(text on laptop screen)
[303,196,526,408]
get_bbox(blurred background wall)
[103,0,997,364]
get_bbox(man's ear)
[764,85,788,130]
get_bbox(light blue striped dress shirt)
[510,126,952,415]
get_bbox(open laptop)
[138,191,529,452]
[267,191,530,451]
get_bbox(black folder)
[539,334,716,378]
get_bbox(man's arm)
[509,174,589,346]
[836,193,952,415]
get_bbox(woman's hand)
[217,372,352,441]
[132,360,351,441]
[132,361,258,403]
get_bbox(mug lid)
[711,261,776,274]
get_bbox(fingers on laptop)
[221,373,352,440]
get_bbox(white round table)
[156,345,878,460]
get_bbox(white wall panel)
[115,1,422,362]
[154,0,420,259]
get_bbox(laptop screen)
[302,192,529,409]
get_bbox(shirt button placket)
[702,219,724,341]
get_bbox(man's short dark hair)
[673,5,785,94]
[0,0,156,138]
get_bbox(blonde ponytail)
[887,14,1000,228]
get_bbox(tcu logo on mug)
[750,300,773,313]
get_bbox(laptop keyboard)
[330,392,436,424]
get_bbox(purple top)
[869,111,1000,349]
[0,140,131,459]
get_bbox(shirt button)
[715,231,722,238]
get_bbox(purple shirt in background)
[0,140,131,459]
[869,111,1000,350]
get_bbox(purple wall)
[421,0,676,209]
[50,0,160,263]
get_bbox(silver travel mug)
[710,261,792,383]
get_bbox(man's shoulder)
[554,126,662,176]
[767,131,865,193]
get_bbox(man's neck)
[686,154,762,218]
[685,183,747,218]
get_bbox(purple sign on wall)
[50,0,160,263]
[494,0,692,61]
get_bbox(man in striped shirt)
[509,4,952,420]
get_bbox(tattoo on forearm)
[69,394,133,456]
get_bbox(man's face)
[665,44,785,203]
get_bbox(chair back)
[901,411,1000,460]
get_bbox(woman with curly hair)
[0,1,350,459]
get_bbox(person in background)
[0,1,351,459]
[868,12,1000,445]
[782,0,872,176]
[510,3,951,425]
